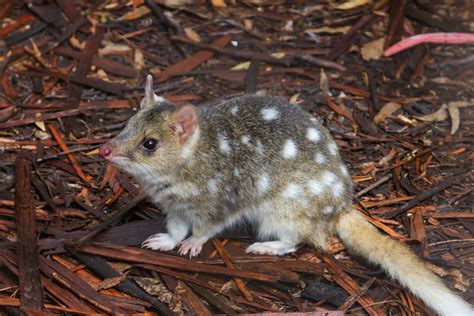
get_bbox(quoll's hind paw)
[246,241,297,256]
[178,237,206,258]
[141,233,178,251]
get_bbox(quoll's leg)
[178,221,225,258]
[142,215,189,251]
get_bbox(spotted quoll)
[100,75,473,316]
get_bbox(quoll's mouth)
[107,156,130,166]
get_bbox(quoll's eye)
[142,138,158,151]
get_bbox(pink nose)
[99,145,112,159]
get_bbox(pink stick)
[384,32,474,57]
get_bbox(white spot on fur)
[314,152,326,164]
[308,179,324,195]
[340,165,349,177]
[190,184,201,197]
[323,206,334,214]
[257,173,270,194]
[332,181,344,198]
[208,178,218,193]
[218,134,231,154]
[282,183,302,199]
[230,105,238,115]
[328,141,338,156]
[241,135,251,145]
[261,107,279,121]
[234,168,240,177]
[306,128,321,142]
[310,117,317,123]
[321,171,337,185]
[282,139,298,159]
[256,140,264,154]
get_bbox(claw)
[141,233,178,251]
[178,237,206,258]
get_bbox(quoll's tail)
[336,210,473,316]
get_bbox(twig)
[338,278,376,312]
[37,145,101,162]
[47,124,91,184]
[73,193,146,245]
[15,157,44,311]
[355,175,391,198]
[385,169,470,218]
[212,239,253,301]
[171,36,345,71]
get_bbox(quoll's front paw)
[142,233,179,251]
[178,237,206,258]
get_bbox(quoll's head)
[100,75,199,178]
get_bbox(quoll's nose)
[99,145,112,159]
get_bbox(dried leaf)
[374,102,401,123]
[211,0,227,7]
[361,37,385,61]
[134,277,173,303]
[244,19,252,30]
[94,69,109,80]
[320,68,331,97]
[416,104,448,122]
[35,121,46,131]
[120,5,150,21]
[448,102,460,134]
[283,20,294,32]
[134,49,145,71]
[34,130,50,140]
[447,100,473,134]
[69,34,85,50]
[95,274,127,291]
[289,93,302,104]
[397,114,417,125]
[184,27,201,42]
[306,26,351,34]
[332,0,370,10]
[99,42,133,55]
[270,52,286,59]
[231,61,251,71]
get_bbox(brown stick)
[212,239,253,301]
[385,169,470,218]
[171,36,345,71]
[47,124,91,184]
[15,157,44,311]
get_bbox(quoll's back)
[194,94,353,216]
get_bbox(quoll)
[100,75,473,316]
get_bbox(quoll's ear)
[140,74,164,109]
[173,104,199,145]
